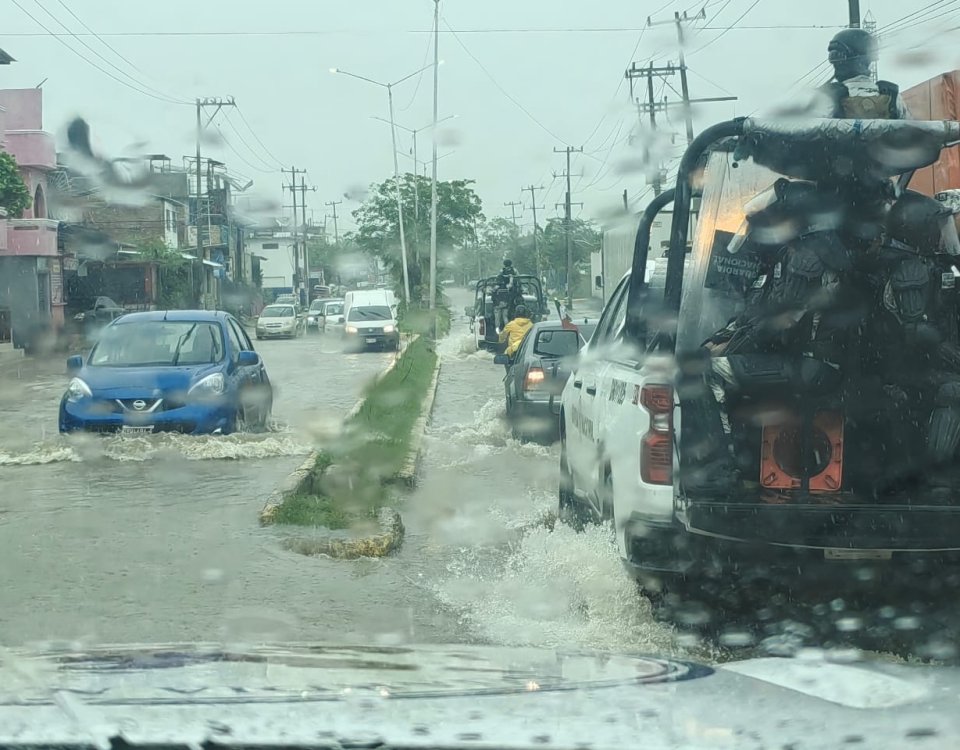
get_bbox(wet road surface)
[0,293,952,664]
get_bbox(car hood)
[1,643,957,748]
[78,364,220,395]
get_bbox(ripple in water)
[0,430,312,466]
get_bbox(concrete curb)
[394,353,442,487]
[258,451,323,526]
[258,333,429,554]
[280,508,405,560]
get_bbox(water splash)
[0,431,311,466]
[434,522,678,654]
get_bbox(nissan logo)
[132,400,147,411]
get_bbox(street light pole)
[331,64,438,305]
[429,0,441,311]
[386,83,412,305]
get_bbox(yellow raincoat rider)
[499,305,533,359]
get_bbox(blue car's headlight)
[188,372,226,399]
[66,377,92,402]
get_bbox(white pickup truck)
[558,117,960,594]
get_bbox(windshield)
[533,329,580,358]
[348,305,392,321]
[261,306,295,318]
[8,4,960,745]
[89,321,224,367]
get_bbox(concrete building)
[0,88,59,348]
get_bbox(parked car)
[344,302,400,351]
[495,320,596,442]
[58,310,272,436]
[306,298,336,332]
[255,304,304,339]
[318,299,345,334]
[73,296,124,322]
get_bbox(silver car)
[255,304,303,339]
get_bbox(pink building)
[0,88,61,346]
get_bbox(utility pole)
[194,96,236,308]
[523,185,545,280]
[554,146,584,307]
[646,9,711,145]
[624,58,735,196]
[281,166,307,303]
[325,200,342,247]
[848,0,861,28]
[504,200,521,228]
[299,176,317,291]
[429,0,441,311]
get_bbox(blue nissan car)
[59,310,273,436]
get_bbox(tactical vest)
[819,80,901,119]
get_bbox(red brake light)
[640,384,673,485]
[524,367,546,390]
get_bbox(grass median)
[270,335,439,530]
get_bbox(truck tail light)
[524,367,546,390]
[640,384,673,485]
[479,318,486,336]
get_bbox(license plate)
[121,426,154,436]
[366,337,378,344]
[824,548,892,561]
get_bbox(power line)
[688,0,765,55]
[221,112,279,173]
[234,106,286,168]
[1,24,846,37]
[443,17,570,144]
[10,0,189,105]
[397,34,434,113]
[214,118,276,175]
[51,0,148,75]
[882,0,960,36]
[32,0,188,103]
[878,0,957,34]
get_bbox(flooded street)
[0,334,396,645]
[0,292,673,654]
[0,292,946,663]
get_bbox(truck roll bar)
[623,188,675,348]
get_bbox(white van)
[343,290,400,351]
[343,289,397,318]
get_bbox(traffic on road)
[4,4,960,746]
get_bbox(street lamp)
[330,62,440,304]
[372,114,457,263]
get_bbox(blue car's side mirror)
[66,355,83,373]
[237,350,260,367]
[494,354,510,365]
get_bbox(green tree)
[138,237,194,309]
[353,173,484,300]
[0,152,31,218]
[541,217,601,295]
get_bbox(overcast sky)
[3,0,957,233]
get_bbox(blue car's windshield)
[89,321,225,367]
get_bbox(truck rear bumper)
[624,504,960,582]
